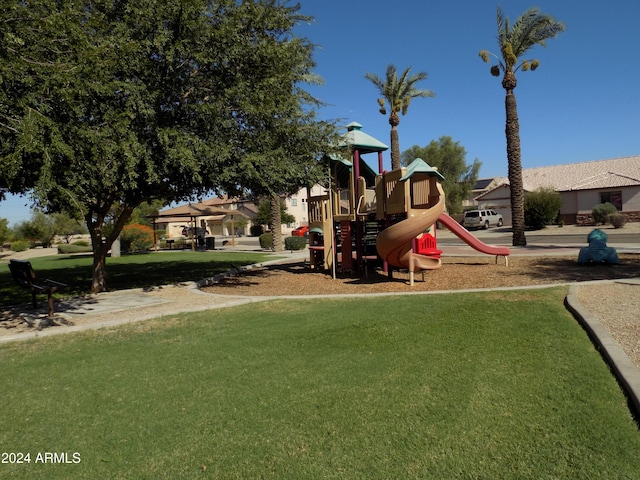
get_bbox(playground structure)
[306,123,510,285]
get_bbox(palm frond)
[495,6,564,69]
[364,72,384,91]
[512,9,564,56]
[397,66,411,86]
[365,63,433,115]
[496,6,508,47]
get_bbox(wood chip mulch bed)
[202,254,640,296]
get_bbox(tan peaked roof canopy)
[151,203,248,222]
[153,203,231,218]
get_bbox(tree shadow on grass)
[212,261,402,288]
[0,253,266,307]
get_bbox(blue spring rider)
[578,228,619,264]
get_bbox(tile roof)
[521,156,640,191]
[475,156,640,200]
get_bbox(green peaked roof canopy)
[341,122,388,154]
[326,151,378,188]
[325,122,387,187]
[400,158,445,182]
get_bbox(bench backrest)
[8,260,37,288]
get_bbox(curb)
[565,285,640,418]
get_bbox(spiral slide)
[437,213,511,257]
[376,184,446,275]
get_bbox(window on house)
[291,199,297,207]
[600,191,622,210]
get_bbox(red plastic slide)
[437,213,510,257]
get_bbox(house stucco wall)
[572,186,640,224]
[283,185,327,231]
[559,191,577,215]
[576,190,606,212]
[573,186,640,213]
[623,186,640,211]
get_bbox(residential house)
[462,177,506,209]
[153,201,251,239]
[200,195,257,235]
[475,156,640,225]
[156,187,324,239]
[283,185,327,230]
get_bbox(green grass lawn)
[0,251,273,307]
[1,287,639,479]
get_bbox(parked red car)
[291,226,309,237]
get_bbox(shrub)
[58,243,92,254]
[608,213,627,229]
[284,236,307,251]
[121,223,154,253]
[10,239,30,252]
[14,211,55,247]
[592,202,617,225]
[524,188,561,230]
[250,224,264,237]
[158,238,184,250]
[259,233,273,250]
[73,240,89,246]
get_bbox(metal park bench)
[8,259,67,316]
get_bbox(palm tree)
[365,64,434,170]
[480,7,564,246]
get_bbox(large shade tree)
[364,64,434,170]
[212,31,339,251]
[0,0,334,289]
[402,136,481,214]
[229,110,338,251]
[215,25,340,251]
[480,6,565,246]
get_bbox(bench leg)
[31,292,38,309]
[47,293,54,317]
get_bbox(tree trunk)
[87,219,111,293]
[504,89,527,246]
[91,243,110,293]
[389,112,401,170]
[85,205,135,293]
[270,193,283,252]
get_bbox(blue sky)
[2,0,638,226]
[296,0,639,174]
